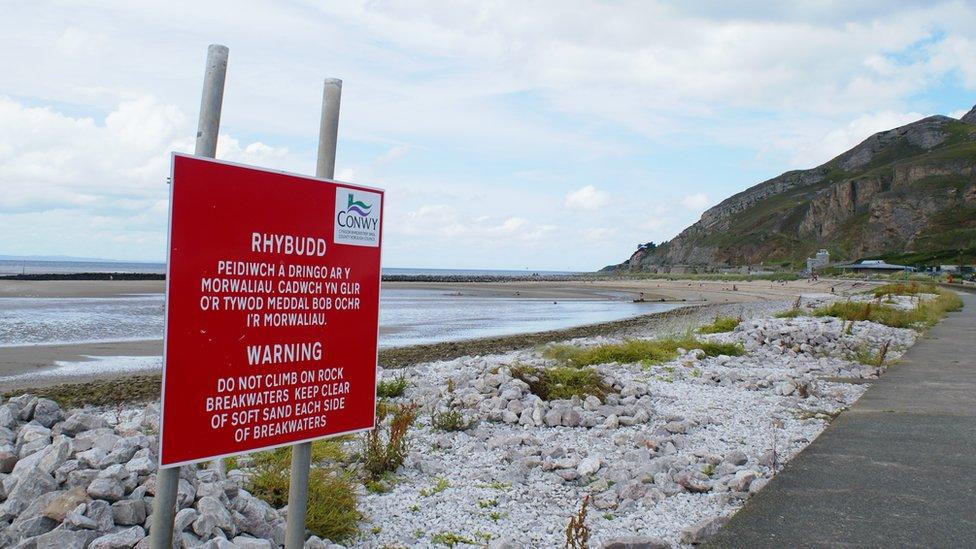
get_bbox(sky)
[3,1,976,271]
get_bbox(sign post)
[151,43,228,549]
[152,51,381,548]
[284,77,344,549]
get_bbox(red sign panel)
[159,154,383,467]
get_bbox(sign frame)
[158,152,384,468]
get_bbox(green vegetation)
[311,438,346,462]
[430,407,472,432]
[775,308,803,318]
[510,364,610,401]
[362,402,418,480]
[813,288,962,329]
[543,337,744,368]
[304,469,361,541]
[376,375,408,398]
[565,495,591,549]
[364,471,396,494]
[430,532,478,547]
[611,271,800,282]
[697,316,741,334]
[245,445,360,541]
[476,480,512,491]
[419,476,450,497]
[7,306,709,408]
[871,281,936,298]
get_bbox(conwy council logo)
[334,187,381,247]
[345,193,372,216]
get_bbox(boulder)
[31,399,64,428]
[724,450,748,466]
[1,469,58,519]
[89,526,146,549]
[42,487,90,521]
[65,507,99,530]
[87,476,125,501]
[602,536,671,549]
[111,499,147,526]
[0,443,17,473]
[60,412,110,437]
[680,516,729,545]
[577,456,602,476]
[32,526,100,549]
[173,507,199,532]
[193,496,235,538]
[232,536,274,549]
[84,499,116,532]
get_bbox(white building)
[806,249,830,273]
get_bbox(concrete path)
[706,291,976,548]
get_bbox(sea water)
[0,289,679,348]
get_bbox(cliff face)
[609,109,976,271]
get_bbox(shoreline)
[0,277,871,400]
[0,303,713,403]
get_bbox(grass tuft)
[362,401,418,480]
[697,316,740,334]
[376,375,408,398]
[430,407,473,432]
[814,288,962,329]
[245,445,360,541]
[510,364,610,401]
[543,337,743,369]
[305,468,361,541]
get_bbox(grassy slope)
[685,120,976,267]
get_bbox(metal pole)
[194,44,229,158]
[284,77,342,549]
[316,78,342,179]
[151,43,228,549]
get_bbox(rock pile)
[0,297,927,547]
[0,396,296,549]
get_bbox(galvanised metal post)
[283,77,342,549]
[150,43,228,549]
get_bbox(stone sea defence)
[0,293,932,547]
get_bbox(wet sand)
[0,279,165,298]
[0,277,871,392]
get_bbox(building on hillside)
[835,259,913,274]
[805,249,830,273]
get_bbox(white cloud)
[950,108,971,119]
[681,192,711,211]
[373,144,411,168]
[0,96,294,259]
[4,1,976,268]
[791,110,925,167]
[565,185,610,211]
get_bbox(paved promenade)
[707,291,976,548]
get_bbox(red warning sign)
[159,154,383,467]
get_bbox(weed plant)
[376,376,408,398]
[362,401,418,480]
[245,445,360,541]
[697,316,741,334]
[543,337,743,368]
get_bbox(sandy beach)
[0,277,871,392]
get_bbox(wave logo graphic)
[346,193,372,216]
